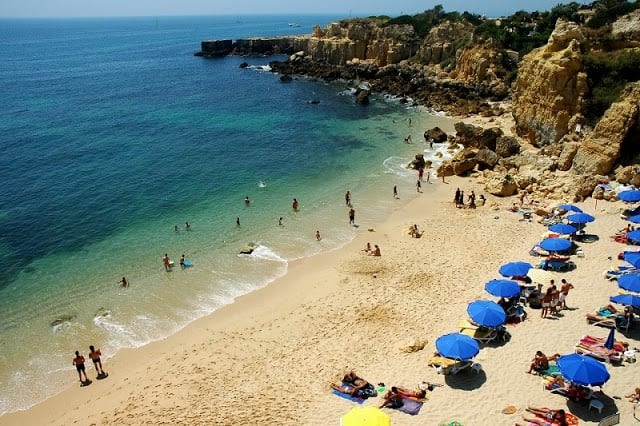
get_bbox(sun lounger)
[579,335,628,352]
[539,259,576,272]
[575,342,622,364]
[427,355,472,375]
[604,265,640,280]
[458,320,510,343]
[543,377,593,402]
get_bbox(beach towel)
[394,396,423,415]
[332,389,365,404]
[331,381,375,404]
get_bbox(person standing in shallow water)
[316,230,321,241]
[349,208,355,225]
[292,198,299,211]
[345,190,351,206]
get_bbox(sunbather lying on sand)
[520,406,569,426]
[330,371,374,397]
[379,382,440,405]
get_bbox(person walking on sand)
[316,230,321,241]
[426,169,431,184]
[119,277,129,288]
[292,198,299,211]
[73,351,89,383]
[348,208,355,225]
[393,185,398,199]
[88,345,105,377]
[163,253,171,271]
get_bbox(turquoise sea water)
[0,15,455,413]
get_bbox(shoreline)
[3,108,639,425]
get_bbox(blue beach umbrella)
[604,327,616,350]
[627,215,640,224]
[435,333,480,361]
[628,230,640,244]
[557,204,583,213]
[557,354,610,386]
[499,261,532,277]
[467,300,507,328]
[484,279,521,298]
[610,294,640,309]
[549,223,578,235]
[567,213,595,224]
[539,237,572,253]
[623,252,640,268]
[618,190,640,203]
[618,274,640,293]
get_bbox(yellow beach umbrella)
[341,406,391,426]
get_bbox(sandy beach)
[3,112,639,426]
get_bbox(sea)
[0,14,455,414]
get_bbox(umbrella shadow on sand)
[566,392,618,422]
[443,369,487,390]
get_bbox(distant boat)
[288,23,300,27]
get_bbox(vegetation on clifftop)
[583,49,640,124]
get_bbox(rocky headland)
[197,3,640,203]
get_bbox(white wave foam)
[382,156,414,178]
[249,64,271,72]
[244,244,286,262]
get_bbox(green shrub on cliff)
[583,49,640,123]
[586,0,640,28]
[383,5,481,37]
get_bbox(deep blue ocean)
[0,15,454,413]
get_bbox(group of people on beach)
[72,345,106,385]
[453,188,484,209]
[532,278,574,318]
[330,371,441,410]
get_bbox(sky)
[0,0,574,19]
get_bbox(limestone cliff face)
[572,82,640,175]
[453,40,509,97]
[306,19,419,66]
[612,9,640,42]
[416,21,473,65]
[512,19,588,146]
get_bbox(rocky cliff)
[512,20,588,147]
[572,81,640,175]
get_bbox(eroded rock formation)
[512,19,588,146]
[572,82,640,175]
